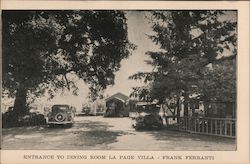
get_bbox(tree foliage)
[129,11,236,112]
[2,10,135,118]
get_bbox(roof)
[105,92,129,102]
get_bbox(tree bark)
[13,85,28,120]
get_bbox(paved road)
[2,116,236,150]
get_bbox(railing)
[165,116,236,138]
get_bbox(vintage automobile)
[131,102,164,130]
[45,104,75,127]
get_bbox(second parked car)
[131,102,163,130]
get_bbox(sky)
[105,11,160,96]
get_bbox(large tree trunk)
[13,85,28,120]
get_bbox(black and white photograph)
[1,10,238,151]
[1,10,239,151]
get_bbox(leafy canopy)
[2,10,136,102]
[129,11,236,103]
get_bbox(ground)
[2,116,236,150]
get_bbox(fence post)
[215,120,217,135]
[230,122,232,136]
[194,118,197,132]
[202,119,205,133]
[166,116,235,138]
[220,120,222,135]
[224,121,227,136]
[198,118,200,132]
[206,119,208,133]
[185,117,188,130]
[210,120,213,134]
[188,118,191,130]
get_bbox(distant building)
[104,92,130,117]
[79,98,106,116]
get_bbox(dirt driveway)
[2,116,236,150]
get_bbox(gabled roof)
[105,92,129,102]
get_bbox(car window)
[52,105,69,113]
[136,105,160,113]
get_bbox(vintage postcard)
[1,1,249,164]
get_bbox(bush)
[2,108,46,128]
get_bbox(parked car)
[45,104,75,127]
[131,102,163,130]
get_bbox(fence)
[165,116,236,138]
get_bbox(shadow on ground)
[2,117,236,150]
[2,119,130,150]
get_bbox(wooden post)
[186,117,188,130]
[215,120,217,135]
[194,119,197,132]
[188,118,191,130]
[225,121,227,136]
[198,118,200,132]
[230,122,233,136]
[220,120,222,135]
[202,119,205,133]
[206,119,208,133]
[211,120,213,134]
